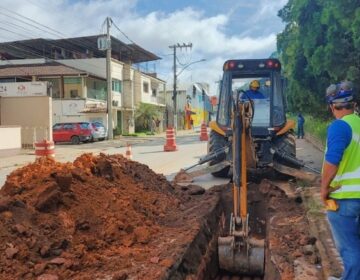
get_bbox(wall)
[0,126,21,156]
[58,58,107,79]
[0,96,52,147]
[121,65,135,134]
[60,58,123,108]
[63,77,83,98]
[52,99,106,126]
[140,75,152,104]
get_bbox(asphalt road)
[0,133,323,190]
[0,131,229,189]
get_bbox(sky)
[0,0,288,94]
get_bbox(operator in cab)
[241,80,266,100]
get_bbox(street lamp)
[173,58,206,130]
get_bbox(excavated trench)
[167,180,324,280]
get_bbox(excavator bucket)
[173,161,230,184]
[218,236,265,275]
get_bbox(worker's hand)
[320,185,341,205]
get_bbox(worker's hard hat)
[250,80,260,90]
[326,81,354,104]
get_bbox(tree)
[134,103,160,132]
[277,0,360,117]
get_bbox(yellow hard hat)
[250,80,260,90]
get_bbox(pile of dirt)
[0,153,218,280]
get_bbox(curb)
[304,134,324,152]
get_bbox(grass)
[121,131,155,137]
[288,114,330,146]
[306,196,324,217]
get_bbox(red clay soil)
[259,180,322,280]
[0,153,217,280]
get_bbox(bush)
[135,103,160,132]
[113,126,122,136]
[288,114,330,146]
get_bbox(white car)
[91,122,107,141]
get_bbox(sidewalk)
[295,138,343,279]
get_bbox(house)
[0,35,166,137]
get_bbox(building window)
[143,82,149,93]
[39,78,60,98]
[152,88,157,97]
[70,89,79,98]
[112,79,122,93]
[64,77,81,84]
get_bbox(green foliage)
[278,0,360,117]
[288,113,330,146]
[134,103,160,132]
[113,126,122,136]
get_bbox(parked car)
[52,122,93,144]
[91,122,107,141]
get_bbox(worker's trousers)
[297,125,304,138]
[327,199,360,280]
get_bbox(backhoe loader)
[176,59,319,276]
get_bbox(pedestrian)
[155,118,161,133]
[150,117,156,134]
[322,81,360,280]
[297,113,305,139]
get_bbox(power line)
[0,26,30,40]
[111,20,137,45]
[0,8,103,57]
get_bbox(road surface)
[0,133,323,190]
[0,131,229,189]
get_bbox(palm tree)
[135,102,159,132]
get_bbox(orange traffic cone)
[164,127,177,152]
[125,143,133,160]
[200,122,209,141]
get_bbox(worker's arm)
[321,161,339,204]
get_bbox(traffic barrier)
[125,143,133,160]
[199,122,209,141]
[34,139,55,158]
[164,127,177,152]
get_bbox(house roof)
[0,35,160,64]
[0,62,103,79]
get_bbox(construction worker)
[242,80,266,100]
[322,81,360,280]
[297,112,305,139]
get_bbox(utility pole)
[169,43,192,130]
[202,89,206,123]
[106,17,113,139]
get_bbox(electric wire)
[0,8,104,57]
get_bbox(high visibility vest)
[328,113,360,199]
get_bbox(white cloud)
[0,0,285,93]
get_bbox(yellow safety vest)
[328,114,360,199]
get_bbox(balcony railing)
[149,95,165,106]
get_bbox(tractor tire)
[274,130,297,167]
[209,130,230,178]
[281,130,296,157]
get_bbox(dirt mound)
[0,154,216,280]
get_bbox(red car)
[52,122,93,144]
